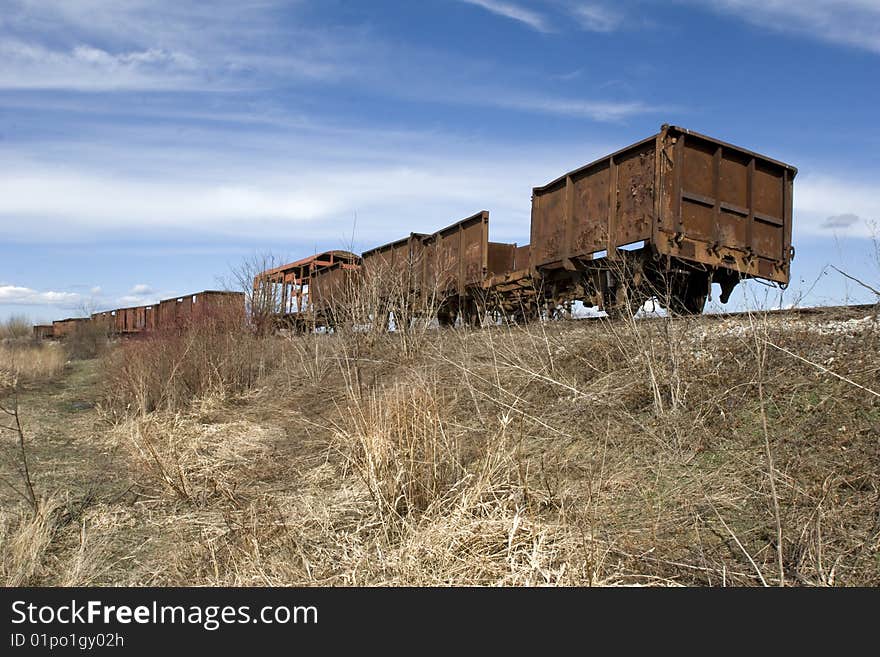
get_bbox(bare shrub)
[101,306,278,416]
[0,315,31,341]
[223,252,285,335]
[65,318,109,360]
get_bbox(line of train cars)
[255,124,797,330]
[32,290,245,340]
[35,124,796,338]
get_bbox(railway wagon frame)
[529,124,797,315]
[253,251,360,331]
[418,211,488,326]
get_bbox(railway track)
[555,301,879,327]
[699,302,878,322]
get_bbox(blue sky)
[1,0,878,322]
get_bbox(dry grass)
[0,342,66,389]
[0,495,66,585]
[2,301,878,586]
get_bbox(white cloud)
[794,174,880,238]
[701,0,880,54]
[114,284,161,308]
[0,285,81,307]
[0,39,203,91]
[0,120,615,247]
[459,0,551,32]
[570,3,622,32]
[498,95,657,121]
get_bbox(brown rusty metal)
[50,317,89,338]
[514,244,530,271]
[421,211,489,300]
[309,261,361,327]
[32,324,54,340]
[361,233,427,298]
[487,242,516,277]
[43,290,247,339]
[527,124,797,313]
[656,125,796,283]
[153,290,244,331]
[254,250,360,321]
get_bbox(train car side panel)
[657,125,796,283]
[487,242,516,277]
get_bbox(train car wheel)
[667,272,709,315]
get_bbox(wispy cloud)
[700,0,880,54]
[113,284,163,308]
[458,0,551,32]
[497,95,657,121]
[0,1,350,91]
[0,39,204,91]
[0,281,168,315]
[0,119,612,247]
[822,213,861,230]
[570,3,623,33]
[0,284,82,307]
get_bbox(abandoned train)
[35,124,797,338]
[256,124,797,330]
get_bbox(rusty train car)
[36,290,245,339]
[50,317,91,339]
[253,251,360,331]
[529,124,796,315]
[32,324,55,340]
[255,124,796,330]
[33,124,795,338]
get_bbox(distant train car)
[51,317,90,338]
[155,290,245,331]
[253,251,360,331]
[419,211,516,325]
[91,311,115,334]
[32,324,54,340]
[309,261,362,328]
[361,233,428,298]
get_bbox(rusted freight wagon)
[361,233,428,295]
[114,305,156,334]
[358,233,427,329]
[254,251,360,331]
[51,317,90,338]
[488,242,516,278]
[420,211,517,325]
[156,290,244,331]
[309,261,361,328]
[529,124,797,314]
[91,311,115,334]
[32,324,54,340]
